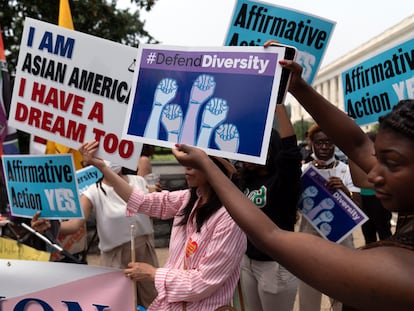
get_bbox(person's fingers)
[174,143,189,153]
[263,39,280,48]
[32,211,41,221]
[90,140,99,149]
[279,59,303,74]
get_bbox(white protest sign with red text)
[9,18,141,168]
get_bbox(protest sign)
[9,18,142,169]
[123,44,288,164]
[0,237,50,261]
[225,0,335,84]
[342,38,414,126]
[2,154,83,219]
[48,165,101,261]
[299,166,368,243]
[0,259,135,310]
[76,165,102,195]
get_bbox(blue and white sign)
[76,165,102,194]
[2,154,83,219]
[123,44,288,164]
[225,0,336,84]
[299,166,368,243]
[342,38,414,126]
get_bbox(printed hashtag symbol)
[146,52,156,64]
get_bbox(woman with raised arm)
[80,141,246,311]
[171,48,414,309]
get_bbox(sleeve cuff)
[126,189,144,216]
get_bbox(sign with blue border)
[123,44,288,164]
[225,0,335,84]
[2,154,83,219]
[299,166,368,243]
[76,165,102,195]
[342,38,414,126]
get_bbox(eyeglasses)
[313,140,334,147]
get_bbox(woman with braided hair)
[171,40,414,311]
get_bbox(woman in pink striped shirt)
[80,141,246,311]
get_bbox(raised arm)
[172,144,414,310]
[137,155,152,177]
[348,159,374,189]
[279,59,375,173]
[79,141,133,202]
[275,104,295,138]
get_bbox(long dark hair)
[176,157,232,232]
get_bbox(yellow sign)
[0,237,50,261]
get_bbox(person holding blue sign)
[170,53,414,310]
[299,123,360,311]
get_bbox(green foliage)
[153,146,176,162]
[0,0,159,75]
[293,118,314,141]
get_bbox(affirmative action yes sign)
[2,154,83,219]
[342,38,414,126]
[225,0,335,84]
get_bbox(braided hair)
[379,99,414,140]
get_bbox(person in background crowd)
[32,161,159,308]
[236,104,302,311]
[138,144,156,177]
[298,123,360,311]
[299,130,313,164]
[80,140,246,311]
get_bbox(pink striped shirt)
[127,189,247,311]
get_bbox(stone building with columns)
[289,14,414,134]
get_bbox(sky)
[119,0,413,67]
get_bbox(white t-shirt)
[302,160,360,193]
[82,175,154,252]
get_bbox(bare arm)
[59,195,91,235]
[79,141,134,202]
[137,156,152,177]
[349,159,374,188]
[275,104,295,138]
[172,144,414,310]
[279,60,376,173]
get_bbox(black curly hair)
[379,99,414,140]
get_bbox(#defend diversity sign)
[2,154,83,219]
[299,166,368,243]
[123,44,288,164]
[342,38,414,126]
[76,165,102,195]
[9,18,142,169]
[225,0,335,84]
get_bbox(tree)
[293,118,314,142]
[0,0,159,75]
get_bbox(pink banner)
[0,259,135,310]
